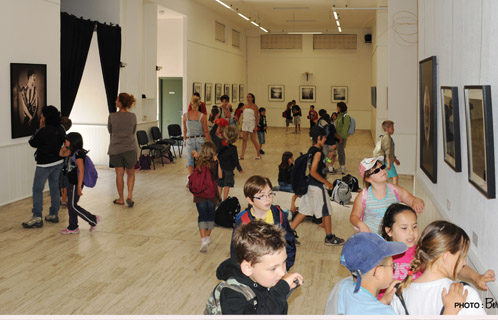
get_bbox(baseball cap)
[215,118,229,127]
[358,156,384,178]
[340,232,407,293]
[309,125,326,140]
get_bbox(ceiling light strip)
[238,13,249,20]
[260,26,268,33]
[251,21,259,27]
[216,0,231,10]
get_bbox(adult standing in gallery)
[188,92,207,115]
[239,93,261,160]
[22,105,66,228]
[108,93,137,208]
[183,95,210,175]
[335,102,350,175]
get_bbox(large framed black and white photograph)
[440,86,461,172]
[193,82,202,96]
[232,84,238,103]
[204,83,212,105]
[239,84,244,102]
[300,85,315,102]
[419,56,438,183]
[224,84,230,98]
[331,86,348,103]
[215,83,222,104]
[464,85,495,198]
[268,85,284,102]
[11,63,47,139]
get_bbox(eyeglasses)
[253,192,276,200]
[368,164,386,176]
[379,262,398,272]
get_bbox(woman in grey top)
[108,93,137,207]
[183,95,210,175]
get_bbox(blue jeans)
[279,182,294,192]
[186,137,205,168]
[32,163,64,217]
[196,201,215,230]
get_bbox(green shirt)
[336,112,351,139]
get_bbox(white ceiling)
[189,0,387,33]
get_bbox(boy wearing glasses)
[324,232,407,315]
[373,120,400,186]
[230,175,297,270]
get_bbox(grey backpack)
[331,180,352,205]
[204,277,257,315]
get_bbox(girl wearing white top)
[239,93,261,160]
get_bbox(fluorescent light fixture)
[338,27,342,32]
[238,13,249,20]
[336,20,340,27]
[216,0,231,10]
[288,31,323,34]
[251,21,259,27]
[333,11,338,19]
[260,26,268,32]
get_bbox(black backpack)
[291,152,311,196]
[342,174,360,192]
[215,197,241,228]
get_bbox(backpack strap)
[240,210,252,224]
[387,183,401,202]
[361,187,368,221]
[395,290,409,315]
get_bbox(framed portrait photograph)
[239,84,244,102]
[224,84,230,98]
[215,83,222,104]
[10,63,47,139]
[204,83,212,105]
[300,85,316,102]
[440,86,461,172]
[193,82,202,96]
[268,85,284,102]
[232,84,238,103]
[331,86,348,103]
[419,56,438,183]
[464,85,495,198]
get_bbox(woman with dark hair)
[335,102,350,174]
[239,93,261,160]
[108,92,137,207]
[22,105,66,228]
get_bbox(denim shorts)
[186,137,205,168]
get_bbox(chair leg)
[170,144,177,159]
[149,151,156,170]
[178,141,183,158]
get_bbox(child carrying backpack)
[59,132,100,234]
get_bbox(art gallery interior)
[1,0,498,315]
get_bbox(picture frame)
[232,84,238,103]
[10,63,47,139]
[299,85,316,102]
[463,85,495,198]
[371,86,377,108]
[224,84,230,99]
[440,86,461,172]
[204,83,212,105]
[419,56,438,183]
[215,83,222,104]
[193,82,202,96]
[239,84,244,102]
[331,86,348,103]
[268,85,284,102]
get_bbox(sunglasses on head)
[368,164,386,176]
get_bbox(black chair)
[151,126,177,159]
[136,130,166,169]
[167,124,184,157]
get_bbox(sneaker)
[205,236,212,245]
[328,167,336,174]
[292,229,301,247]
[89,216,101,232]
[45,215,59,223]
[22,217,43,228]
[200,238,208,252]
[325,235,345,246]
[60,228,80,235]
[260,149,265,154]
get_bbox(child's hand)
[378,280,401,305]
[239,170,244,174]
[283,272,303,289]
[191,150,198,159]
[474,270,496,290]
[77,186,83,196]
[325,181,332,190]
[387,163,391,170]
[213,155,218,161]
[412,198,425,213]
[442,282,468,315]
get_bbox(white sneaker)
[328,167,336,174]
[200,239,208,252]
[205,237,212,245]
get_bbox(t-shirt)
[67,150,86,185]
[391,278,486,315]
[363,185,399,235]
[307,146,327,187]
[250,208,274,224]
[107,112,137,155]
[337,278,396,315]
[292,105,302,117]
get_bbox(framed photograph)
[464,85,495,198]
[224,84,230,98]
[193,82,202,96]
[331,86,348,103]
[440,86,461,172]
[204,83,212,105]
[371,86,377,108]
[419,56,438,183]
[215,83,222,104]
[232,84,238,103]
[10,63,47,139]
[239,84,244,102]
[268,85,284,102]
[299,85,316,102]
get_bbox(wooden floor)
[0,127,414,315]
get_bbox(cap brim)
[384,241,407,258]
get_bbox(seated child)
[206,220,303,315]
[230,175,296,270]
[275,151,298,214]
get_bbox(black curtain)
[60,12,94,117]
[97,22,121,114]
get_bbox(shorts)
[298,184,332,218]
[217,169,235,188]
[278,182,293,192]
[385,161,398,178]
[109,150,137,169]
[286,118,293,126]
[293,116,301,126]
[323,144,333,159]
[242,120,256,132]
[59,171,70,188]
[186,137,206,168]
[257,131,265,144]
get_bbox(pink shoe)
[60,228,80,235]
[90,216,101,232]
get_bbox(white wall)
[247,31,373,129]
[0,0,61,205]
[416,0,498,305]
[158,18,184,78]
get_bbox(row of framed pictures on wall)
[193,82,244,105]
[268,85,348,103]
[419,56,495,199]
